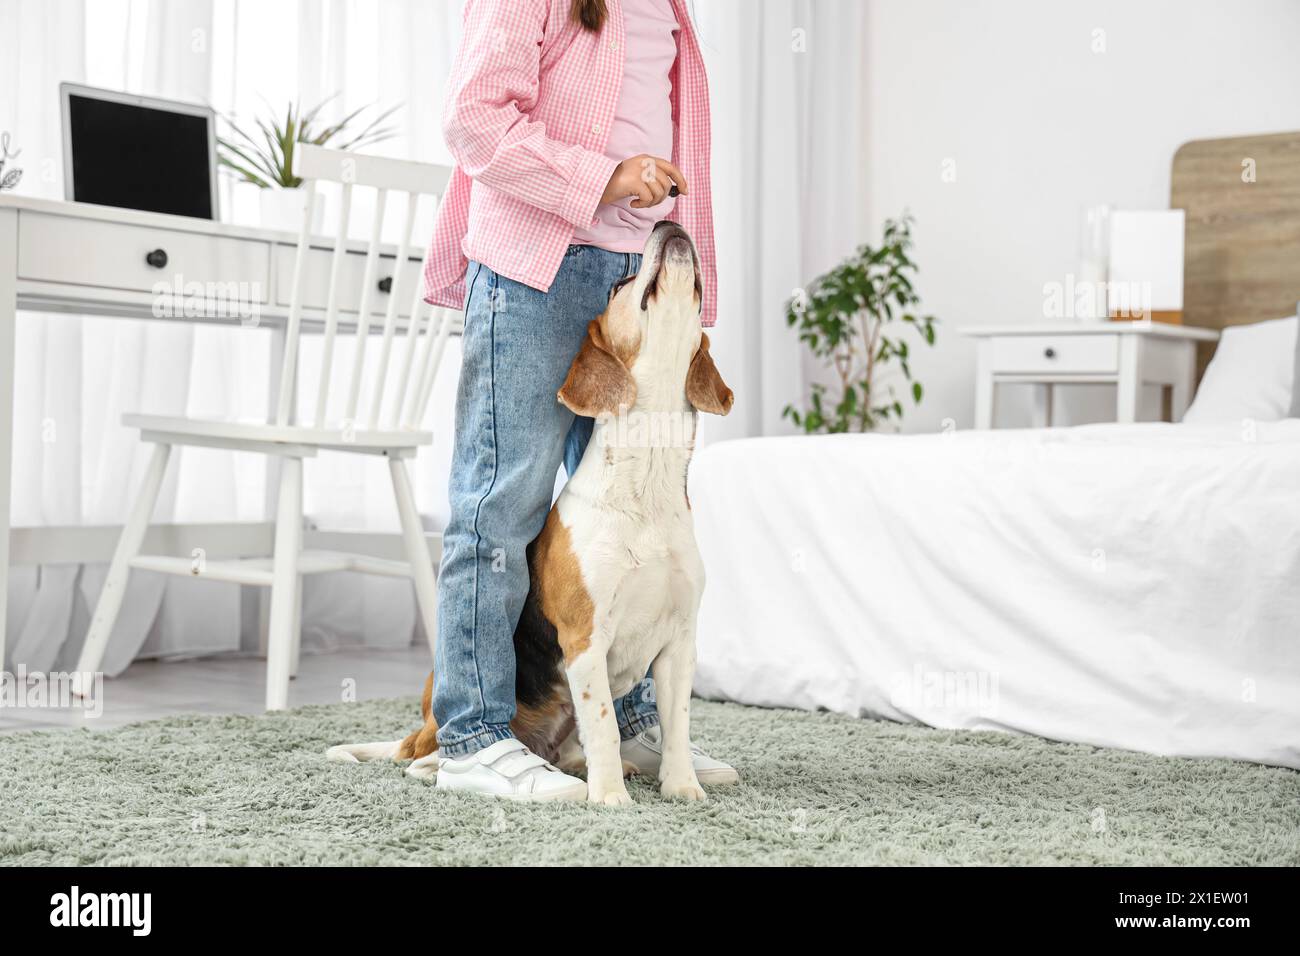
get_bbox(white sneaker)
[619,726,740,786]
[434,737,588,802]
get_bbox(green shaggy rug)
[1,698,1296,866]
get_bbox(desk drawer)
[273,245,424,318]
[17,212,271,300]
[989,334,1119,374]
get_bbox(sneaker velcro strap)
[473,737,529,763]
[492,751,549,778]
[479,741,549,778]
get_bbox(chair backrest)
[275,144,454,434]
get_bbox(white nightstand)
[960,322,1220,429]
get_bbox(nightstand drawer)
[989,334,1119,374]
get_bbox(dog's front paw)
[405,753,440,779]
[661,777,708,802]
[588,781,633,806]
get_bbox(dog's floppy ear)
[558,319,637,417]
[686,333,734,415]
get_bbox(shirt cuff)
[560,151,620,228]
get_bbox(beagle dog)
[329,220,732,804]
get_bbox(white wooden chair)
[73,144,455,710]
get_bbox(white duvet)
[689,421,1300,769]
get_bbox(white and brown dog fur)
[329,221,732,804]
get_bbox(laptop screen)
[67,92,215,220]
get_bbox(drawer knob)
[377,276,393,294]
[145,248,169,269]
[1044,347,1057,359]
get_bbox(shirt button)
[609,40,618,49]
[592,123,602,134]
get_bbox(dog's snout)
[653,220,689,243]
[638,222,700,310]
[664,235,691,257]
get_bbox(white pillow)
[1183,315,1298,424]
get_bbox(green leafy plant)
[783,215,937,433]
[217,96,401,189]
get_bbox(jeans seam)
[466,265,497,729]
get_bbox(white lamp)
[1107,209,1185,323]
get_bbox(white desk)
[960,322,1220,429]
[0,194,461,666]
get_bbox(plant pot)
[259,188,325,235]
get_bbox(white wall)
[862,0,1300,431]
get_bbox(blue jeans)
[433,246,661,757]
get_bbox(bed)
[690,131,1300,769]
[691,422,1300,769]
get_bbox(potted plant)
[783,215,937,433]
[218,96,400,232]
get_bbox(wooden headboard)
[1170,130,1300,378]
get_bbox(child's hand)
[600,154,688,208]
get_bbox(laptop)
[60,82,219,220]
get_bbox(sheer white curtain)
[1,0,462,672]
[694,0,869,443]
[1,0,867,673]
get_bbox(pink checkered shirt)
[422,0,717,327]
